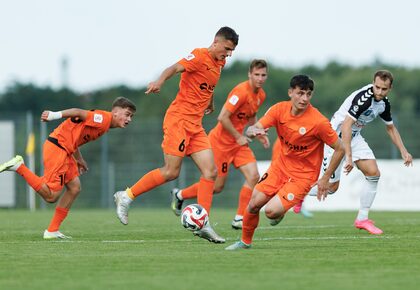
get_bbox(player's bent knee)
[202,169,217,181]
[44,193,60,203]
[249,174,260,187]
[69,187,81,196]
[165,171,180,181]
[264,208,282,219]
[247,203,261,214]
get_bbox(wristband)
[47,111,63,121]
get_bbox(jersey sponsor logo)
[279,135,308,152]
[185,53,195,61]
[229,95,239,105]
[93,113,103,123]
[199,82,215,92]
[299,127,306,135]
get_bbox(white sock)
[234,215,243,220]
[176,190,183,200]
[356,176,379,221]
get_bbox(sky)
[1,0,419,93]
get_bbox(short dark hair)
[112,97,136,112]
[215,26,239,45]
[374,70,393,85]
[290,75,314,91]
[249,59,268,73]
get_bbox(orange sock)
[47,207,69,232]
[197,177,215,215]
[236,186,253,216]
[129,168,166,198]
[180,183,199,200]
[16,164,43,192]
[242,211,259,245]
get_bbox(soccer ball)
[181,204,209,231]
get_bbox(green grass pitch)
[1,209,419,290]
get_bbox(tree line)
[1,60,419,119]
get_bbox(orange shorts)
[162,115,211,157]
[255,164,312,212]
[210,137,256,177]
[42,140,79,192]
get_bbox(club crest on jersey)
[185,53,195,61]
[299,127,306,135]
[229,95,239,105]
[287,193,295,201]
[93,113,103,123]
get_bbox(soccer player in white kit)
[308,70,413,234]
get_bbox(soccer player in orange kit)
[0,97,136,239]
[170,59,270,230]
[113,27,239,244]
[225,75,345,250]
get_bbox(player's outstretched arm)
[41,108,87,122]
[248,117,270,149]
[217,107,249,145]
[385,124,413,166]
[317,138,345,201]
[341,116,356,173]
[145,63,185,95]
[245,122,268,138]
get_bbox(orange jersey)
[271,137,280,161]
[49,110,112,154]
[165,48,226,125]
[210,80,266,147]
[259,101,338,183]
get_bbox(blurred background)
[1,0,419,210]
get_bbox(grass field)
[0,209,419,290]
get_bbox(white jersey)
[330,84,393,136]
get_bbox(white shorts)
[322,134,375,183]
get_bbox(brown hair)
[249,59,268,73]
[374,70,393,85]
[112,97,136,112]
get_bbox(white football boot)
[193,223,225,244]
[170,188,184,216]
[114,191,132,225]
[43,230,72,240]
[225,241,251,251]
[231,217,243,230]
